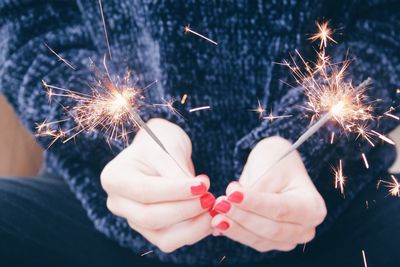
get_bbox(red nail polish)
[215,221,230,231]
[191,182,207,196]
[214,200,231,214]
[209,209,218,217]
[228,191,244,204]
[200,192,215,209]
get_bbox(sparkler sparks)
[189,105,211,113]
[44,43,76,70]
[362,250,368,267]
[99,0,112,59]
[140,250,154,256]
[361,153,369,169]
[333,160,346,195]
[249,21,391,189]
[308,20,337,49]
[378,175,400,197]
[250,99,266,119]
[40,58,189,176]
[184,25,218,45]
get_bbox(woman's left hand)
[210,136,327,252]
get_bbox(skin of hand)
[210,136,327,252]
[101,118,215,253]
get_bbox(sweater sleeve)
[0,0,185,260]
[234,0,399,235]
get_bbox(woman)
[0,0,399,266]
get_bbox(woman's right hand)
[101,118,215,253]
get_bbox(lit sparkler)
[39,58,189,176]
[249,21,394,187]
[184,25,218,45]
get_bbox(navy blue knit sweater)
[0,0,399,265]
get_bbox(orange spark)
[181,94,188,104]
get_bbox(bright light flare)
[308,20,337,49]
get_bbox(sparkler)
[184,25,218,45]
[39,58,190,176]
[249,21,395,187]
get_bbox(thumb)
[134,118,195,178]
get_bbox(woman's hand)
[211,136,327,252]
[101,118,215,253]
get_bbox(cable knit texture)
[0,0,399,265]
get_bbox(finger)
[129,212,213,253]
[225,182,326,226]
[107,192,215,230]
[102,162,210,203]
[132,119,194,178]
[211,215,296,253]
[213,197,315,243]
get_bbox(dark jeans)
[0,175,399,267]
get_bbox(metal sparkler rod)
[128,108,191,177]
[249,78,372,187]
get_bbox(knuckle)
[312,196,327,225]
[106,198,115,213]
[100,163,114,190]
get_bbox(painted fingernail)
[214,200,231,214]
[228,191,244,204]
[209,209,218,217]
[191,181,207,195]
[215,221,230,231]
[200,192,215,209]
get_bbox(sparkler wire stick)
[249,79,371,187]
[127,108,190,176]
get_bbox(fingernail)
[215,221,230,231]
[228,191,244,204]
[191,181,207,196]
[200,192,215,209]
[209,209,218,217]
[214,200,231,214]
